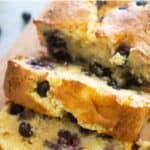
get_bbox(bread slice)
[0,103,134,150]
[4,56,150,142]
[34,0,150,86]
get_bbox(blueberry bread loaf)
[34,0,150,88]
[4,56,150,141]
[0,103,136,150]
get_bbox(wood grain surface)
[0,4,149,141]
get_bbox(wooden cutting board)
[0,5,150,141]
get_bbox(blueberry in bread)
[0,103,136,150]
[4,56,150,142]
[34,0,150,88]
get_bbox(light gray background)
[0,0,48,56]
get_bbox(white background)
[0,0,48,56]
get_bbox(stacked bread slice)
[34,0,150,86]
[2,0,150,149]
[0,103,134,150]
[4,56,150,142]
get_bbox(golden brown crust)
[51,80,149,142]
[39,0,130,27]
[4,58,150,142]
[35,0,94,28]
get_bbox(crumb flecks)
[109,53,126,66]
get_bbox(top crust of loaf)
[37,0,130,28]
[4,57,150,142]
[40,0,93,28]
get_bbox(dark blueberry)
[123,74,142,89]
[75,57,87,66]
[89,63,103,77]
[58,130,72,145]
[136,0,147,6]
[96,0,107,9]
[116,43,130,57]
[30,58,53,68]
[47,34,67,48]
[118,6,128,9]
[102,68,112,77]
[132,144,140,150]
[107,80,118,89]
[58,130,80,147]
[46,31,72,62]
[42,114,50,119]
[9,103,24,115]
[19,109,35,120]
[44,130,82,150]
[97,133,113,139]
[89,63,112,78]
[50,48,72,62]
[22,12,31,23]
[65,113,77,123]
[19,122,33,137]
[30,59,42,66]
[79,126,93,135]
[37,80,50,97]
